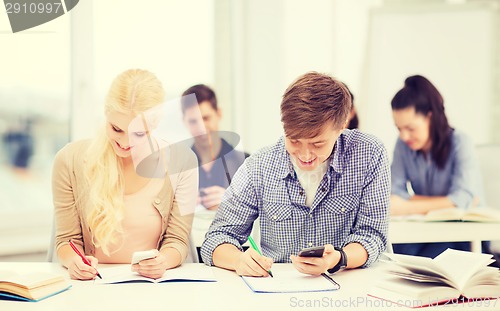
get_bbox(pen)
[321,273,341,290]
[69,240,102,279]
[247,236,273,277]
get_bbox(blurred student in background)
[389,75,484,258]
[181,84,248,211]
[343,83,359,130]
[181,84,248,262]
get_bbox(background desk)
[390,221,500,253]
[1,262,499,311]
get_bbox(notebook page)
[94,264,216,284]
[241,269,339,293]
[94,266,154,284]
[160,264,216,282]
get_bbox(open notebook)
[242,269,340,293]
[94,264,216,284]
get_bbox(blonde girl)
[52,69,197,280]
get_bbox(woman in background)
[52,69,197,279]
[342,82,359,130]
[390,75,484,258]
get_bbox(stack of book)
[0,271,71,302]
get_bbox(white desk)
[1,262,498,311]
[390,221,500,253]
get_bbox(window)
[0,12,70,256]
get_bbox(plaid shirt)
[201,129,390,267]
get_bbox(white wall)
[72,0,216,141]
[227,0,499,154]
[229,0,285,153]
[229,0,383,153]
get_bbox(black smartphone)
[298,246,325,257]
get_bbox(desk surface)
[1,262,499,311]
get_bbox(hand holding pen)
[68,240,102,280]
[234,236,274,277]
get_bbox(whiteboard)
[361,2,499,158]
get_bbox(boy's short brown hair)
[181,84,217,114]
[281,72,352,139]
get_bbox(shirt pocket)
[320,193,359,241]
[323,193,359,214]
[261,201,296,253]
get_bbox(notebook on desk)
[94,264,216,284]
[242,270,340,293]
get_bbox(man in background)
[181,85,249,261]
[181,84,248,210]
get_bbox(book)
[392,207,500,222]
[0,271,71,302]
[368,249,500,308]
[424,207,500,222]
[241,269,340,293]
[94,263,216,284]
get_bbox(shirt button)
[272,215,277,220]
[299,191,304,196]
[321,187,326,192]
[308,242,313,247]
[341,207,345,212]
[309,214,313,218]
[154,199,161,205]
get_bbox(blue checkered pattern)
[201,129,390,267]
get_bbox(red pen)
[69,240,102,279]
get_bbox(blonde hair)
[83,69,165,255]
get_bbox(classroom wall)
[71,0,216,141]
[228,0,383,153]
[223,0,500,154]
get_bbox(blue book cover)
[0,284,71,302]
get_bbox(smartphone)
[298,246,325,257]
[131,250,158,264]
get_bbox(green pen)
[247,236,274,277]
